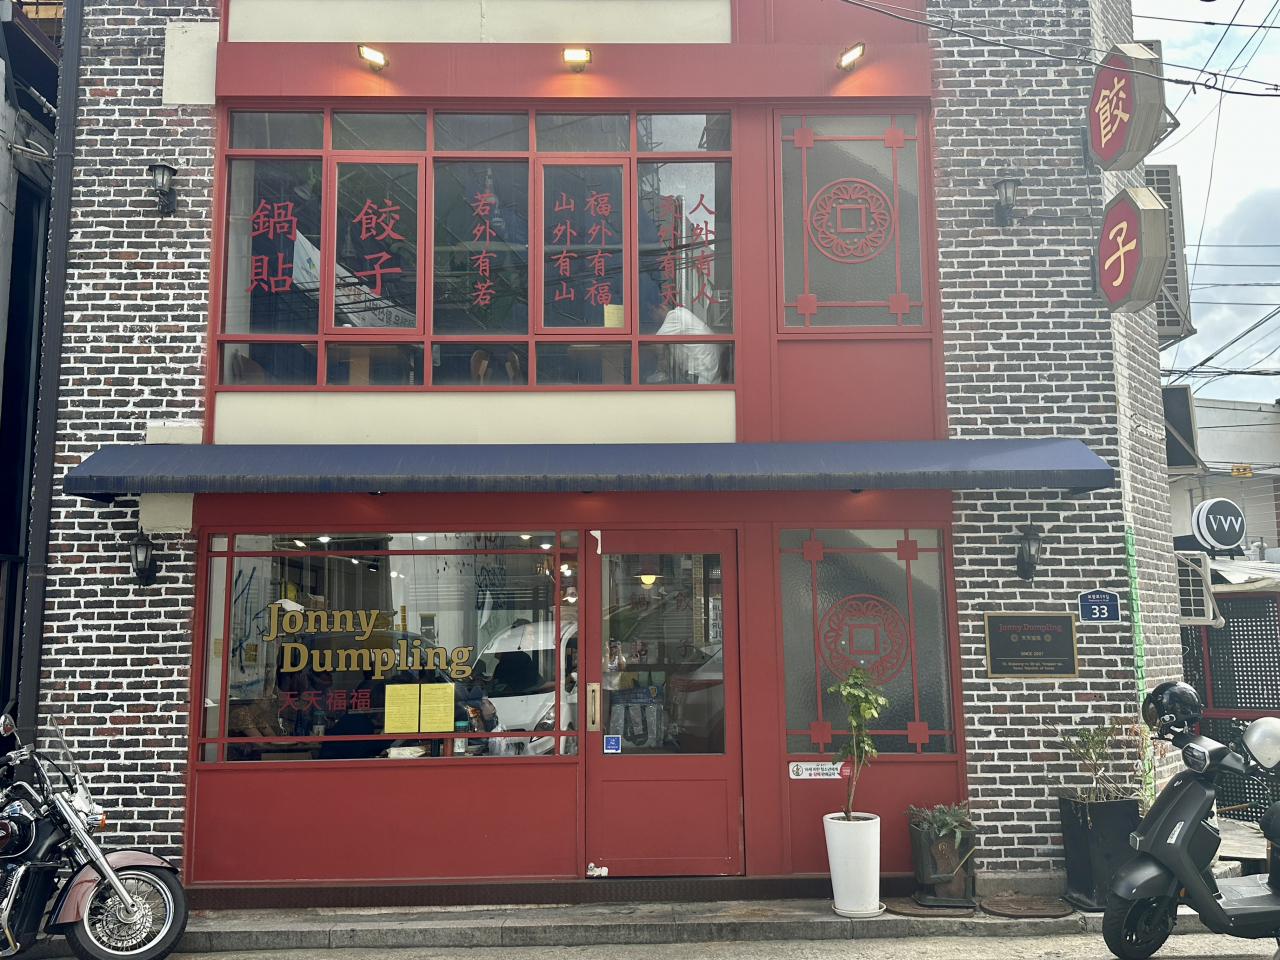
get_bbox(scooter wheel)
[1102,893,1175,960]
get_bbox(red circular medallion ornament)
[817,594,909,685]
[807,179,893,263]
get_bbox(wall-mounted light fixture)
[1013,524,1044,580]
[563,47,592,72]
[357,44,388,71]
[992,177,1021,227]
[127,531,158,586]
[146,161,177,216]
[838,42,866,71]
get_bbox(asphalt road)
[172,935,1278,960]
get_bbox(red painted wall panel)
[776,339,937,441]
[190,761,580,883]
[785,758,964,875]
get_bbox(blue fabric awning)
[62,439,1114,503]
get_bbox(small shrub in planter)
[904,803,976,907]
[823,666,889,918]
[1055,720,1144,911]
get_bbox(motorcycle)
[0,713,187,960]
[1104,681,1280,960]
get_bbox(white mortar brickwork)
[36,0,1178,881]
[35,2,215,861]
[928,0,1179,873]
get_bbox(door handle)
[586,683,601,731]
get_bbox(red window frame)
[210,106,738,392]
[773,110,929,334]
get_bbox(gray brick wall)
[33,2,215,863]
[928,0,1179,872]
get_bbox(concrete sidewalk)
[169,898,1222,953]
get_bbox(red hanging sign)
[1087,44,1166,171]
[1094,187,1168,313]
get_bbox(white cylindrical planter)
[823,812,885,918]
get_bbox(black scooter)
[1104,682,1280,960]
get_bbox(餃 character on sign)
[245,253,293,293]
[1094,76,1130,149]
[1104,219,1137,287]
[354,251,402,296]
[351,198,404,241]
[249,199,298,241]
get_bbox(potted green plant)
[1055,719,1143,911]
[824,666,889,918]
[904,802,976,906]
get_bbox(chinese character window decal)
[780,115,924,327]
[217,109,741,388]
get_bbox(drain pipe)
[18,0,81,742]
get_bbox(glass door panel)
[601,552,724,754]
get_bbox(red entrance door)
[582,530,743,876]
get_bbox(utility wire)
[833,0,1280,95]
[1136,14,1280,29]
[1168,305,1280,384]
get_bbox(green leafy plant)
[829,666,889,820]
[905,802,972,845]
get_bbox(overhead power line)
[833,0,1280,95]
[1136,14,1280,29]
[1168,305,1280,384]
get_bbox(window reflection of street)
[601,553,725,755]
[212,532,572,761]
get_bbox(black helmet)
[1142,681,1201,736]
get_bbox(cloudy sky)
[1133,0,1280,402]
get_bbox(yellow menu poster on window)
[383,684,419,734]
[420,683,455,732]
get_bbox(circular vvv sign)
[1193,498,1246,551]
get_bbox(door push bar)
[586,683,601,731]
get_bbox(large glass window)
[779,528,954,756]
[780,115,923,327]
[219,109,737,389]
[203,532,574,761]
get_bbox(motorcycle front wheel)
[65,866,188,960]
[1102,893,1176,960]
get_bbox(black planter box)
[908,823,976,906]
[1059,796,1141,911]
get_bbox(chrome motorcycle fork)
[51,795,139,915]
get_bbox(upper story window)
[218,110,734,389]
[779,114,922,328]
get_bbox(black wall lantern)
[992,177,1020,227]
[146,161,178,216]
[127,531,158,586]
[1014,524,1044,580]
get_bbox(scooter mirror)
[0,715,16,738]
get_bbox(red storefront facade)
[48,0,1152,899]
